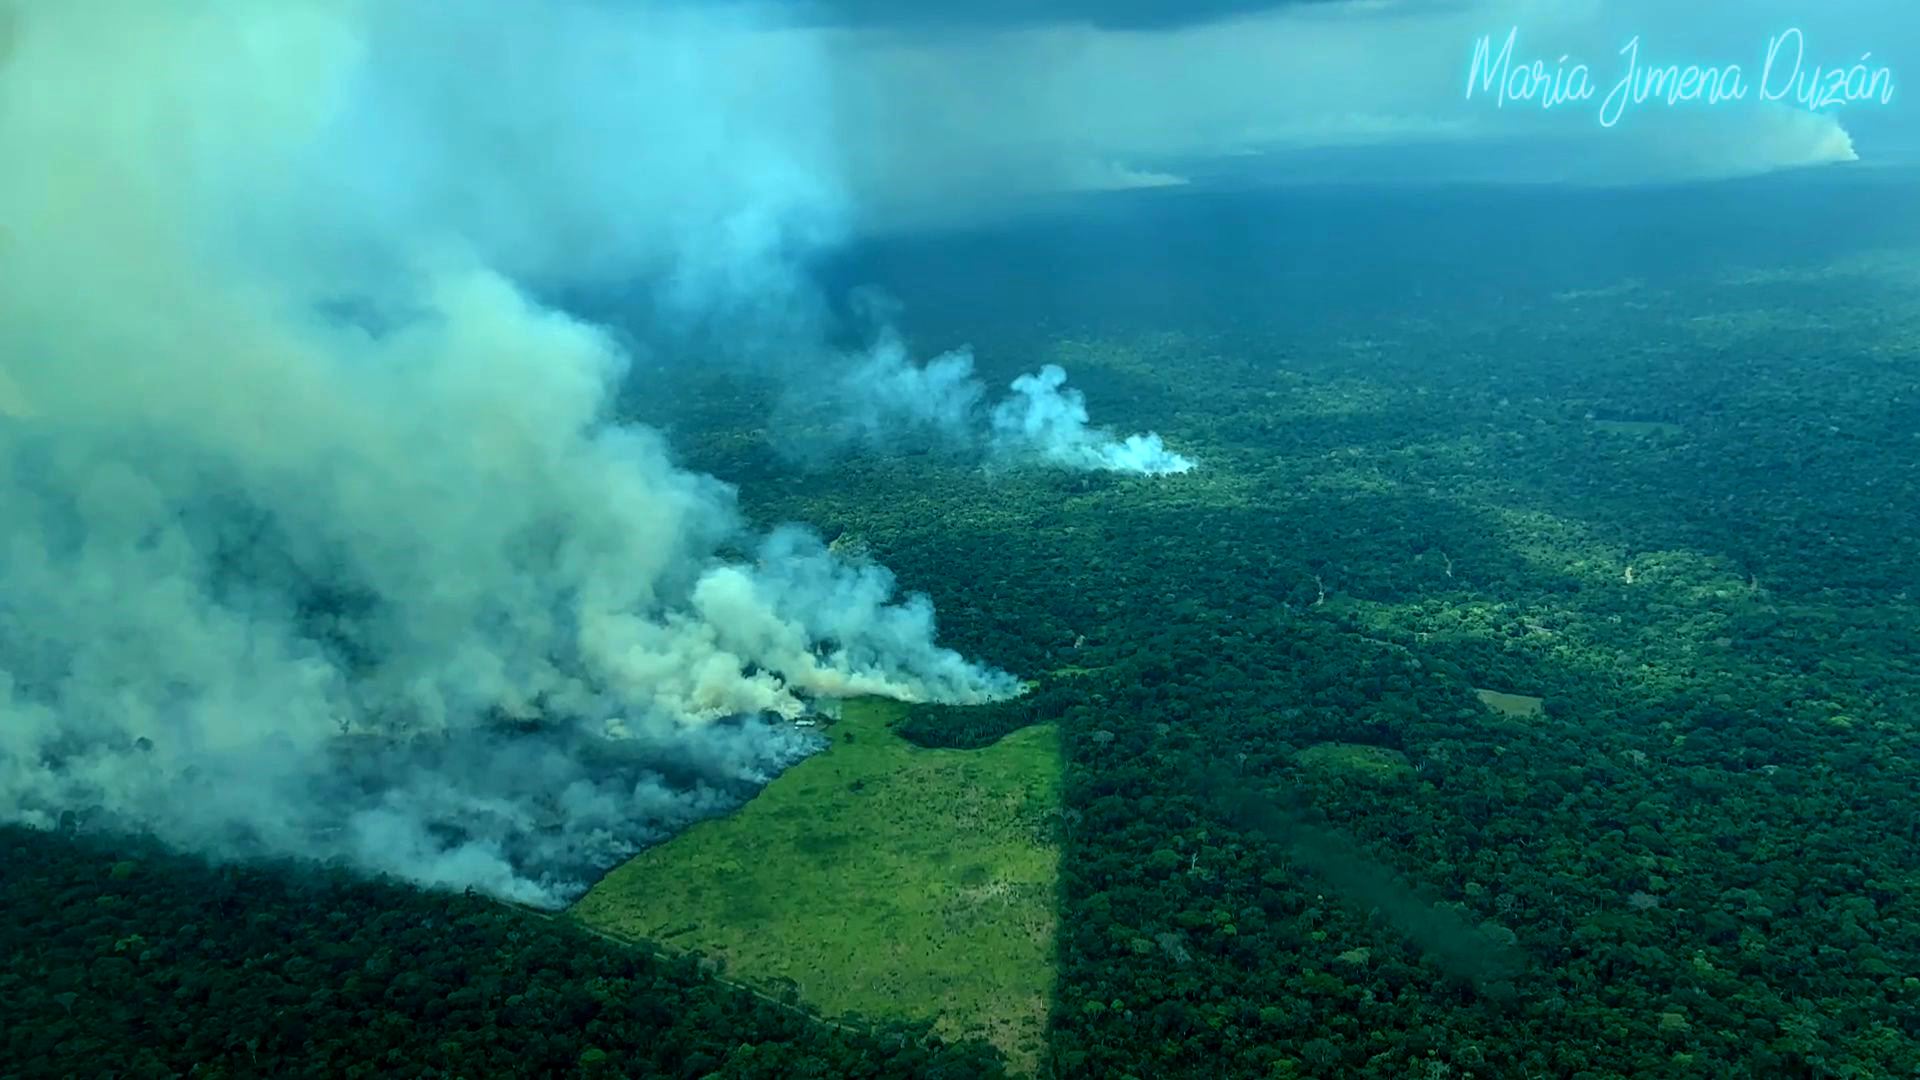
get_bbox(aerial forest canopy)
[6,1,1920,1078]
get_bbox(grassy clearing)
[1475,688,1545,718]
[1296,742,1412,779]
[571,698,1062,1075]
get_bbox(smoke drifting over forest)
[0,0,1045,904]
[784,328,1196,474]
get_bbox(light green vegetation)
[1295,741,1412,779]
[1473,688,1544,718]
[570,698,1062,1074]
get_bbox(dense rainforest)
[698,201,1920,1078]
[0,827,1008,1078]
[9,179,1920,1079]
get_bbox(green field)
[1473,688,1544,718]
[570,699,1063,1073]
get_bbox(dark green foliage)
[642,207,1920,1078]
[0,828,1006,1079]
[19,182,1920,1078]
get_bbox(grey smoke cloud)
[0,0,1015,905]
[833,331,990,449]
[783,331,1196,474]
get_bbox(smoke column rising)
[0,0,1017,905]
[991,364,1195,475]
[793,330,1197,474]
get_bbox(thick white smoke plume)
[0,0,1016,905]
[991,364,1196,475]
[796,330,1196,475]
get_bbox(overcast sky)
[715,0,1916,229]
[63,0,1895,293]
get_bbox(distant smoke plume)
[0,0,1015,906]
[789,330,1197,475]
[991,364,1195,475]
[831,331,988,450]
